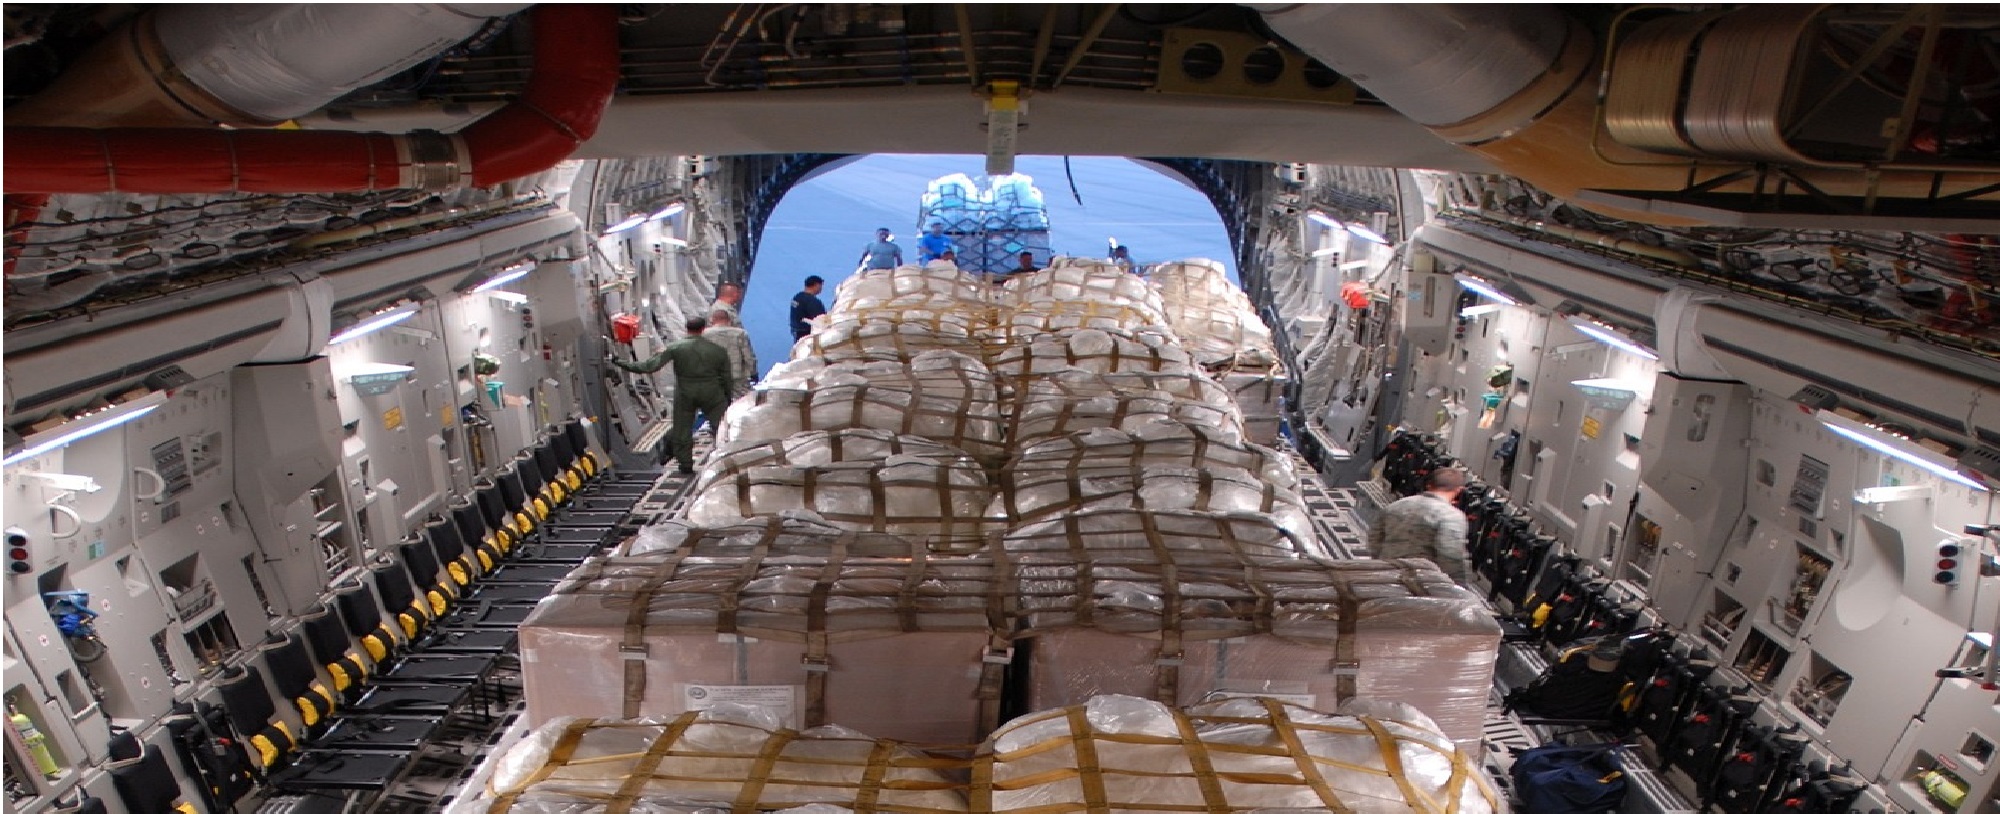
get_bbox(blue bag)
[1511,742,1628,813]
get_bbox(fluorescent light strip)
[1455,276,1519,306]
[656,237,689,248]
[471,263,535,293]
[1310,247,1341,259]
[647,202,686,221]
[329,305,418,345]
[1818,413,1988,491]
[4,399,164,466]
[1458,304,1504,318]
[1346,223,1390,245]
[1568,319,1659,360]
[486,291,529,305]
[604,214,646,234]
[1306,211,1342,230]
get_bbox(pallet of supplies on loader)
[1007,369,1246,446]
[790,318,987,363]
[685,437,993,540]
[987,328,1197,378]
[616,516,987,558]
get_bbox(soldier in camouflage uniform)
[1367,468,1470,582]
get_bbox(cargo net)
[1009,423,1298,491]
[475,709,971,813]
[1008,370,1246,447]
[1003,258,1167,320]
[720,353,1005,461]
[519,540,1010,734]
[1146,259,1278,368]
[790,318,987,364]
[992,299,1170,342]
[994,462,1311,538]
[1001,508,1326,563]
[685,437,994,540]
[618,515,982,558]
[987,328,1197,379]
[1007,549,1500,742]
[1215,365,1288,446]
[974,695,1498,813]
[835,265,995,311]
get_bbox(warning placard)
[682,684,803,729]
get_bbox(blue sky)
[740,154,1235,374]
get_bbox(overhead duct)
[3,4,618,194]
[1251,4,2000,227]
[9,4,529,128]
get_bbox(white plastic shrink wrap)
[1002,507,1328,562]
[469,708,967,812]
[790,318,986,363]
[1009,549,1499,746]
[975,695,1498,812]
[1008,423,1298,490]
[987,328,1196,378]
[618,516,982,558]
[1216,364,1289,445]
[1008,369,1245,446]
[993,463,1311,539]
[834,264,992,308]
[719,353,1004,461]
[1002,257,1167,321]
[685,435,993,540]
[1147,258,1279,368]
[518,542,1010,743]
[993,298,1169,341]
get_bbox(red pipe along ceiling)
[2,4,620,195]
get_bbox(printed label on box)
[682,684,802,729]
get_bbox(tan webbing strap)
[1362,717,1439,813]
[1261,698,1351,812]
[1066,706,1113,814]
[1144,511,1185,704]
[606,714,699,814]
[730,727,800,814]
[1333,570,1361,703]
[490,717,599,809]
[1218,518,1276,635]
[1170,703,1229,810]
[896,542,926,631]
[1438,741,1473,814]
[1067,514,1096,627]
[620,550,692,718]
[854,737,896,811]
[801,538,848,728]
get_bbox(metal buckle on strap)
[801,655,831,673]
[982,647,1015,665]
[1156,652,1185,667]
[1328,659,1361,675]
[620,644,648,660]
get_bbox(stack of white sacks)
[506,256,1498,810]
[1149,258,1288,443]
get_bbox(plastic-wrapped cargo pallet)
[994,462,1312,539]
[834,264,992,310]
[974,695,1498,812]
[463,708,968,812]
[1146,259,1274,367]
[1003,258,1166,320]
[615,515,985,558]
[1008,370,1246,446]
[1006,542,1500,747]
[987,328,1196,378]
[790,318,986,364]
[517,533,1011,743]
[685,430,993,540]
[719,352,1005,462]
[1008,422,1298,490]
[1147,259,1289,444]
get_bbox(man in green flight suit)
[610,316,733,474]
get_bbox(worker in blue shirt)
[858,228,902,270]
[916,222,954,263]
[790,275,827,340]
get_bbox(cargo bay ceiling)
[5,4,2000,363]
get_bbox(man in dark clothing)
[610,317,733,474]
[789,275,827,340]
